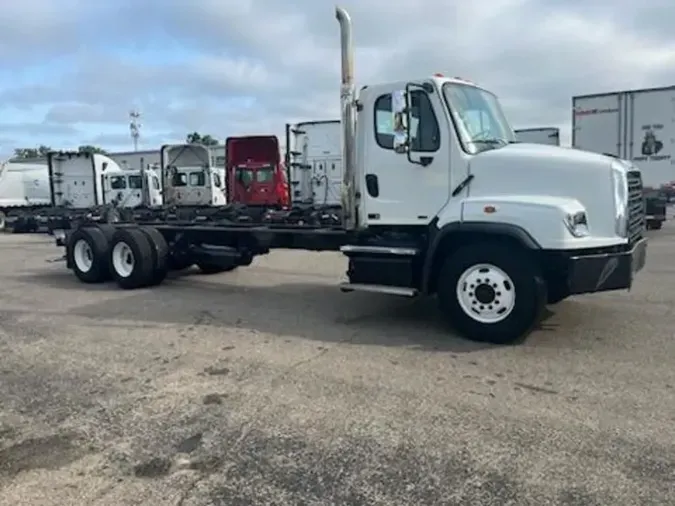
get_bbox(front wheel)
[437,243,546,345]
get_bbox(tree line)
[12,132,221,159]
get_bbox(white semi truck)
[56,6,647,345]
[514,127,560,146]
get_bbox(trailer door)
[627,87,675,188]
[286,120,341,206]
[572,93,625,157]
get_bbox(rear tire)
[437,243,546,345]
[66,227,112,283]
[137,226,169,286]
[109,228,155,289]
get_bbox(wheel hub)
[112,241,135,277]
[474,283,496,304]
[456,264,516,324]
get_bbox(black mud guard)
[421,220,541,294]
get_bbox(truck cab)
[335,55,646,342]
[350,75,644,248]
[102,167,162,208]
[160,144,226,207]
[225,135,289,208]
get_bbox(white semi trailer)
[0,161,51,231]
[572,86,674,228]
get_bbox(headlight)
[563,211,589,237]
[611,163,628,237]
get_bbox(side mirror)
[391,89,410,154]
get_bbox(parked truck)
[159,143,227,209]
[54,6,647,346]
[40,151,164,232]
[572,87,673,229]
[0,161,51,231]
[225,135,289,209]
[514,127,560,146]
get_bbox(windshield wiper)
[471,138,509,146]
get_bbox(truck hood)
[473,142,615,172]
[468,143,622,238]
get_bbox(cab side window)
[374,91,440,152]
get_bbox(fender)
[421,220,541,294]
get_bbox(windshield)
[442,82,516,154]
[255,167,274,183]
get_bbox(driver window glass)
[152,175,160,190]
[374,91,439,152]
[213,172,222,187]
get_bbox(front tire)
[437,243,546,345]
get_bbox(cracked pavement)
[0,226,674,505]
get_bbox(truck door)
[145,170,162,206]
[106,173,127,206]
[125,173,144,207]
[360,84,452,225]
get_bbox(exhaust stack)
[335,6,356,230]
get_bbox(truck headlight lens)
[611,165,628,237]
[563,211,589,237]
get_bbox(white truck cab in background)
[160,144,227,207]
[102,166,163,208]
[48,151,161,209]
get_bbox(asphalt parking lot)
[0,227,674,505]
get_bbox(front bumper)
[568,238,647,294]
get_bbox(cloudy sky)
[1,0,674,157]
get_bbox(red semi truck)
[225,135,289,208]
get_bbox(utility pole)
[129,110,141,151]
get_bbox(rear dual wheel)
[109,227,169,289]
[66,225,169,288]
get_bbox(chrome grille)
[627,170,645,243]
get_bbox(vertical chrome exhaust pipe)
[336,6,356,230]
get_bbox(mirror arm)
[404,83,432,167]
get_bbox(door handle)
[365,174,379,197]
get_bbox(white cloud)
[1,0,674,155]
